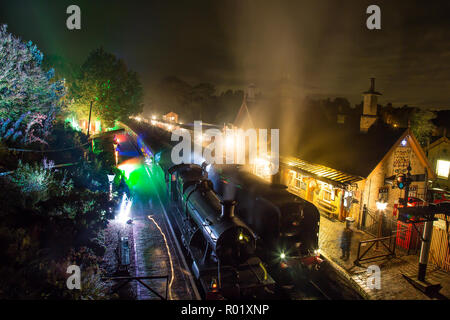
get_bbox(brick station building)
[259,79,435,229]
[277,126,435,228]
[243,78,449,270]
[250,79,450,267]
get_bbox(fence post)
[361,205,367,229]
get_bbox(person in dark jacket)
[340,218,354,261]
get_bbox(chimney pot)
[370,78,375,92]
[220,200,237,219]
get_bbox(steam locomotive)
[126,120,321,293]
[128,123,276,299]
[207,165,322,282]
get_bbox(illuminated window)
[323,191,331,202]
[322,185,335,202]
[436,160,450,179]
[294,176,307,191]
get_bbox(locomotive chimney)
[271,170,281,185]
[220,200,237,219]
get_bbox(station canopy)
[282,156,364,187]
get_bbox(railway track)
[142,165,201,300]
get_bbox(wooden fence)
[429,214,450,271]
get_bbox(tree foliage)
[0,122,118,299]
[410,109,437,145]
[148,76,243,123]
[70,48,143,127]
[0,25,65,145]
[0,156,115,299]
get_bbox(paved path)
[318,213,450,300]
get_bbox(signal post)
[396,165,445,293]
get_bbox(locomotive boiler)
[207,164,322,274]
[167,163,276,299]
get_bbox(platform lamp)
[107,173,115,200]
[375,201,388,250]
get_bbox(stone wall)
[359,137,428,224]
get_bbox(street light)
[376,201,387,211]
[107,173,115,200]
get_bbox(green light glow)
[64,116,81,131]
[118,162,141,180]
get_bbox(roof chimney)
[360,77,381,133]
[220,200,236,219]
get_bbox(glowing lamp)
[401,138,407,147]
[376,201,387,211]
[210,279,218,290]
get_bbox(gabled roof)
[294,121,435,179]
[234,96,255,129]
[427,136,450,151]
[296,121,404,177]
[367,128,436,180]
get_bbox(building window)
[290,171,307,191]
[322,184,335,202]
[378,187,389,202]
[436,160,450,179]
[409,185,418,197]
[343,191,353,209]
[337,114,346,124]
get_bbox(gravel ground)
[101,218,137,299]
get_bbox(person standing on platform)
[340,217,354,261]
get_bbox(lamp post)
[376,201,387,250]
[107,173,115,200]
[87,100,95,137]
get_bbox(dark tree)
[70,48,143,127]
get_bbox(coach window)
[322,183,335,202]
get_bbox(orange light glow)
[147,215,174,300]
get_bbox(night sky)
[1,0,449,109]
